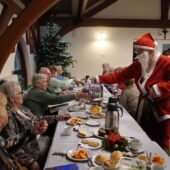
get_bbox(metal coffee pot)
[105,103,123,131]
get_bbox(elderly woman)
[24,73,87,115]
[0,81,49,170]
[0,92,15,170]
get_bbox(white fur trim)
[134,45,155,50]
[152,84,161,97]
[153,110,170,122]
[95,76,100,84]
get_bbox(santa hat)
[134,33,155,50]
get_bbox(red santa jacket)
[98,54,170,122]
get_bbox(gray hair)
[0,81,20,99]
[32,74,47,87]
[0,92,7,107]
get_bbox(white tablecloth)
[44,103,170,170]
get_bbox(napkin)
[45,164,79,170]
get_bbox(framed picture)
[157,40,170,55]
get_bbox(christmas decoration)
[36,22,76,77]
[103,133,128,152]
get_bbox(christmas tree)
[36,22,76,77]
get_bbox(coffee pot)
[105,103,123,131]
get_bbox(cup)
[60,126,72,136]
[129,138,142,151]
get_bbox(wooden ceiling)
[1,0,170,36]
[37,0,170,35]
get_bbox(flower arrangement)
[103,133,128,152]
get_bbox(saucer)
[125,146,144,154]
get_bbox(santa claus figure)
[93,33,170,150]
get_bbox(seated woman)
[0,92,48,170]
[0,81,51,170]
[24,73,87,116]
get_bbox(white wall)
[0,53,15,78]
[63,27,167,78]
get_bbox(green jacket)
[23,88,75,115]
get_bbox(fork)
[76,142,81,150]
[87,156,94,167]
[146,152,152,170]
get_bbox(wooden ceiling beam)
[80,18,168,28]
[161,0,170,27]
[72,0,79,17]
[84,0,118,18]
[0,0,22,14]
[81,0,88,16]
[0,5,14,36]
[39,18,170,28]
[0,0,60,72]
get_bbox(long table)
[44,102,170,169]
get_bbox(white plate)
[125,146,144,154]
[67,118,85,126]
[91,154,110,167]
[77,126,93,138]
[80,138,102,150]
[117,157,146,170]
[93,129,105,139]
[67,150,90,162]
[90,113,105,119]
[86,107,102,114]
[86,120,100,127]
[77,114,89,119]
[69,106,82,112]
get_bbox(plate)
[80,138,102,150]
[117,157,146,170]
[125,146,144,154]
[86,120,100,127]
[90,113,105,119]
[91,154,110,167]
[77,127,93,138]
[67,118,85,126]
[77,114,89,119]
[93,129,105,139]
[69,105,82,112]
[86,106,102,114]
[67,149,91,162]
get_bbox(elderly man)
[24,74,87,115]
[102,63,113,75]
[93,33,170,150]
[39,67,73,94]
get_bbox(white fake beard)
[137,51,150,76]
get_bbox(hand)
[75,91,88,99]
[31,120,48,135]
[149,87,157,99]
[74,78,81,84]
[30,161,40,170]
[90,76,97,84]
[56,114,71,121]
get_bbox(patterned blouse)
[1,105,41,166]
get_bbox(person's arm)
[149,59,170,101]
[50,78,72,89]
[97,62,141,84]
[38,90,76,105]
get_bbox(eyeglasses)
[16,91,23,95]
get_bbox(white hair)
[32,74,47,87]
[0,81,21,99]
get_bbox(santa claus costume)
[96,33,170,150]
